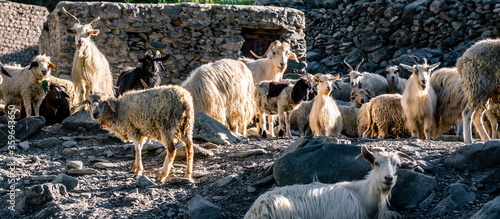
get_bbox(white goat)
[241,40,300,84]
[309,73,343,137]
[385,66,407,94]
[0,55,56,117]
[63,8,115,104]
[400,56,440,140]
[344,59,388,97]
[245,146,417,219]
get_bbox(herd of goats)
[1,6,500,218]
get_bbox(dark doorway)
[240,28,282,58]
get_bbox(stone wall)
[39,1,306,84]
[0,1,49,66]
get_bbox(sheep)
[309,73,343,137]
[81,85,194,182]
[338,105,360,137]
[116,50,169,97]
[349,88,372,108]
[456,39,500,143]
[244,146,417,219]
[357,102,371,137]
[385,65,408,94]
[289,100,313,136]
[63,7,115,104]
[0,65,12,84]
[241,40,300,84]
[400,56,440,140]
[254,74,315,138]
[363,94,412,139]
[0,55,56,118]
[39,83,71,125]
[181,58,255,136]
[344,59,388,96]
[331,79,353,102]
[46,75,78,111]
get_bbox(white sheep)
[63,8,115,104]
[0,55,56,117]
[181,59,255,136]
[385,65,407,94]
[241,40,300,84]
[344,59,388,96]
[82,85,194,182]
[400,56,440,140]
[254,74,315,138]
[309,73,343,137]
[244,146,417,219]
[456,39,500,143]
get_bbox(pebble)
[80,193,92,199]
[62,148,77,156]
[169,177,195,185]
[136,175,156,188]
[212,175,237,187]
[67,168,101,175]
[247,186,256,193]
[93,162,115,169]
[18,141,30,150]
[66,161,83,170]
[201,142,219,149]
[228,149,266,158]
[31,175,57,181]
[62,141,78,148]
[105,150,114,158]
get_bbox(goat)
[344,59,388,97]
[63,7,115,104]
[1,65,12,84]
[254,74,315,138]
[400,56,440,140]
[47,75,78,111]
[40,83,71,125]
[116,50,169,97]
[349,88,372,108]
[385,66,408,94]
[245,146,417,219]
[82,85,194,182]
[309,73,343,137]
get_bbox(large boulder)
[0,116,45,146]
[193,112,240,145]
[61,110,101,132]
[430,183,476,217]
[471,195,500,219]
[444,140,500,170]
[390,169,437,209]
[15,183,68,212]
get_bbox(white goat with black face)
[63,7,115,104]
[385,65,408,94]
[345,59,388,97]
[245,146,417,219]
[400,56,440,140]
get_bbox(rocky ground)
[0,121,498,218]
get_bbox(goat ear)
[397,151,418,169]
[61,91,70,99]
[350,89,357,100]
[89,29,99,36]
[48,62,57,71]
[157,54,170,62]
[399,63,414,73]
[66,28,76,34]
[106,100,116,113]
[29,61,39,70]
[429,62,441,71]
[1,67,12,77]
[365,89,372,98]
[356,146,375,165]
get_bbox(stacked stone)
[0,1,49,66]
[39,2,306,85]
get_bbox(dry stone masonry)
[39,2,306,84]
[0,1,49,66]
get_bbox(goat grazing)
[116,50,169,97]
[245,146,417,219]
[400,56,440,140]
[309,73,343,137]
[363,94,412,139]
[0,55,56,117]
[349,88,372,108]
[40,83,71,125]
[385,66,407,94]
[63,7,115,103]
[345,59,388,96]
[182,59,255,136]
[82,85,194,182]
[254,74,315,138]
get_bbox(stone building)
[39,2,306,84]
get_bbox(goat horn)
[423,57,428,65]
[343,58,353,71]
[410,55,419,65]
[396,151,415,162]
[313,73,323,78]
[332,74,342,81]
[251,41,277,59]
[88,17,100,25]
[369,148,384,153]
[140,79,150,89]
[250,50,265,59]
[62,7,80,24]
[355,58,365,72]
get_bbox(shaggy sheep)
[181,59,255,136]
[363,94,412,139]
[349,88,372,108]
[40,83,71,125]
[289,100,313,136]
[456,39,500,143]
[82,85,194,182]
[309,73,343,137]
[241,40,300,84]
[385,65,407,94]
[400,56,440,140]
[0,55,56,117]
[116,50,169,97]
[344,59,388,96]
[254,74,315,138]
[338,105,360,137]
[244,146,417,219]
[63,7,115,103]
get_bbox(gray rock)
[187,195,222,219]
[62,148,76,156]
[430,183,476,217]
[173,143,214,161]
[212,175,238,188]
[33,137,61,148]
[444,141,500,170]
[306,51,322,62]
[471,195,500,219]
[31,175,57,181]
[0,116,45,146]
[401,0,428,24]
[67,168,101,175]
[228,149,266,158]
[169,177,195,185]
[52,173,79,191]
[360,40,384,53]
[61,111,101,132]
[34,204,63,218]
[66,161,83,170]
[93,162,115,169]
[124,192,143,203]
[142,140,163,151]
[15,183,68,212]
[419,192,436,209]
[193,112,240,145]
[18,141,30,150]
[136,175,156,188]
[62,140,77,148]
[390,170,437,209]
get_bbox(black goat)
[115,50,169,97]
[39,83,71,125]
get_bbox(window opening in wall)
[240,28,282,58]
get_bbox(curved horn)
[62,7,80,24]
[396,151,415,162]
[140,79,150,89]
[423,57,428,65]
[332,74,342,81]
[410,55,420,65]
[369,148,385,154]
[88,17,100,25]
[250,50,265,59]
[355,58,365,72]
[251,41,277,59]
[343,58,353,71]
